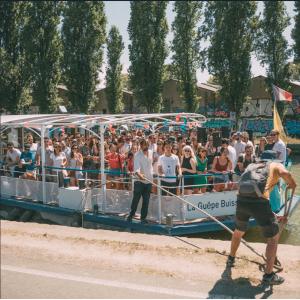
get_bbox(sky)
[100,1,296,87]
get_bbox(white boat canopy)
[1,113,206,128]
[0,113,207,205]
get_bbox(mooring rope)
[134,174,294,269]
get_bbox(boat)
[1,113,299,235]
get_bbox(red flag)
[272,84,293,102]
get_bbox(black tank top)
[181,157,193,175]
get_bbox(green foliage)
[202,1,257,121]
[106,26,124,114]
[62,2,106,113]
[292,1,300,63]
[23,2,62,113]
[128,1,168,113]
[256,1,291,90]
[256,1,291,117]
[0,2,32,113]
[162,64,177,82]
[120,73,132,91]
[171,1,202,112]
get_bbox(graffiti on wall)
[203,119,233,128]
[241,119,273,133]
[241,118,300,136]
[285,120,300,136]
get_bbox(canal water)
[194,155,300,245]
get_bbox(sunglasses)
[184,150,191,153]
[270,134,277,136]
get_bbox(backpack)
[238,162,270,198]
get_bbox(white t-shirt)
[30,143,38,160]
[149,143,157,153]
[227,145,237,169]
[234,141,246,157]
[134,150,153,183]
[158,154,180,183]
[6,148,21,164]
[120,142,131,154]
[272,139,286,163]
[50,152,66,169]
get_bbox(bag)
[238,162,270,198]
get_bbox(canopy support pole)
[100,124,106,211]
[41,125,46,204]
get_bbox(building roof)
[1,113,206,128]
[197,83,220,92]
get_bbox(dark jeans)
[161,180,177,196]
[129,181,152,220]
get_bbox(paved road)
[1,252,213,299]
[2,250,290,299]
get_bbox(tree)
[202,1,257,121]
[171,1,202,112]
[256,2,291,90]
[128,1,168,112]
[62,2,106,113]
[106,26,124,113]
[0,2,32,113]
[120,73,132,90]
[162,64,177,82]
[256,1,291,117]
[23,2,62,113]
[292,1,300,63]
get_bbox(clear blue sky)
[101,1,296,85]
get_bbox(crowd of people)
[1,127,290,194]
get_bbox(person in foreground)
[227,159,297,285]
[127,139,153,224]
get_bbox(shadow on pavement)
[207,265,273,299]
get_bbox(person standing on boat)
[49,143,67,187]
[180,145,197,195]
[5,142,21,177]
[158,140,181,196]
[227,160,297,285]
[211,147,233,192]
[233,132,246,158]
[18,144,36,179]
[127,139,153,224]
[235,145,256,176]
[194,146,208,194]
[270,130,287,164]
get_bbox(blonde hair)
[182,145,196,161]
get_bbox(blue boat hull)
[1,195,299,236]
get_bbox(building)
[94,88,136,114]
[241,75,300,118]
[161,79,221,113]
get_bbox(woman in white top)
[68,145,83,186]
[50,143,67,186]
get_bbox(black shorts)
[161,180,177,196]
[235,198,279,238]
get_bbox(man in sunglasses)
[270,130,286,164]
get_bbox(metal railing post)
[41,125,46,204]
[157,177,162,224]
[181,176,185,223]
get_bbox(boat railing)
[0,164,244,224]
